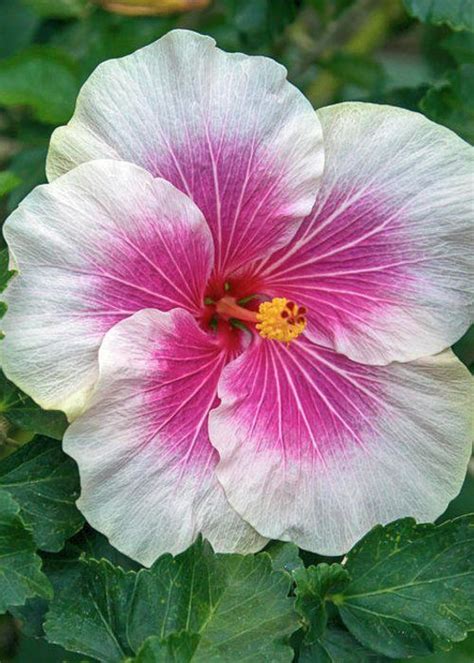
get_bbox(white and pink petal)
[1,160,213,418]
[64,308,266,565]
[46,29,324,275]
[258,102,474,365]
[209,336,473,555]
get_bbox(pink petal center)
[201,283,308,348]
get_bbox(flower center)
[256,297,307,343]
[214,295,307,343]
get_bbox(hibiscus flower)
[2,30,473,566]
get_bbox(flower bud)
[95,0,210,16]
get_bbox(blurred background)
[0,0,472,660]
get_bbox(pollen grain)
[256,297,307,343]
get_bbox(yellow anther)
[256,297,307,343]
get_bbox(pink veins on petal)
[145,136,302,276]
[257,188,413,342]
[145,313,229,469]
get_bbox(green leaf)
[10,549,79,638]
[21,0,90,18]
[7,147,47,211]
[12,527,140,638]
[129,633,200,663]
[0,249,14,296]
[67,526,142,572]
[442,468,474,521]
[420,64,474,143]
[0,47,80,124]
[409,631,474,662]
[0,490,52,613]
[45,558,136,661]
[0,436,83,551]
[299,624,389,663]
[320,54,385,93]
[223,0,298,48]
[0,0,39,59]
[12,631,91,663]
[1,402,68,440]
[335,516,474,658]
[44,539,299,662]
[294,564,350,643]
[10,594,49,639]
[377,85,430,112]
[0,373,68,440]
[264,540,304,574]
[50,11,175,83]
[443,31,474,64]
[128,539,298,661]
[0,172,21,198]
[306,0,355,24]
[404,0,474,31]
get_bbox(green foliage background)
[0,0,473,661]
